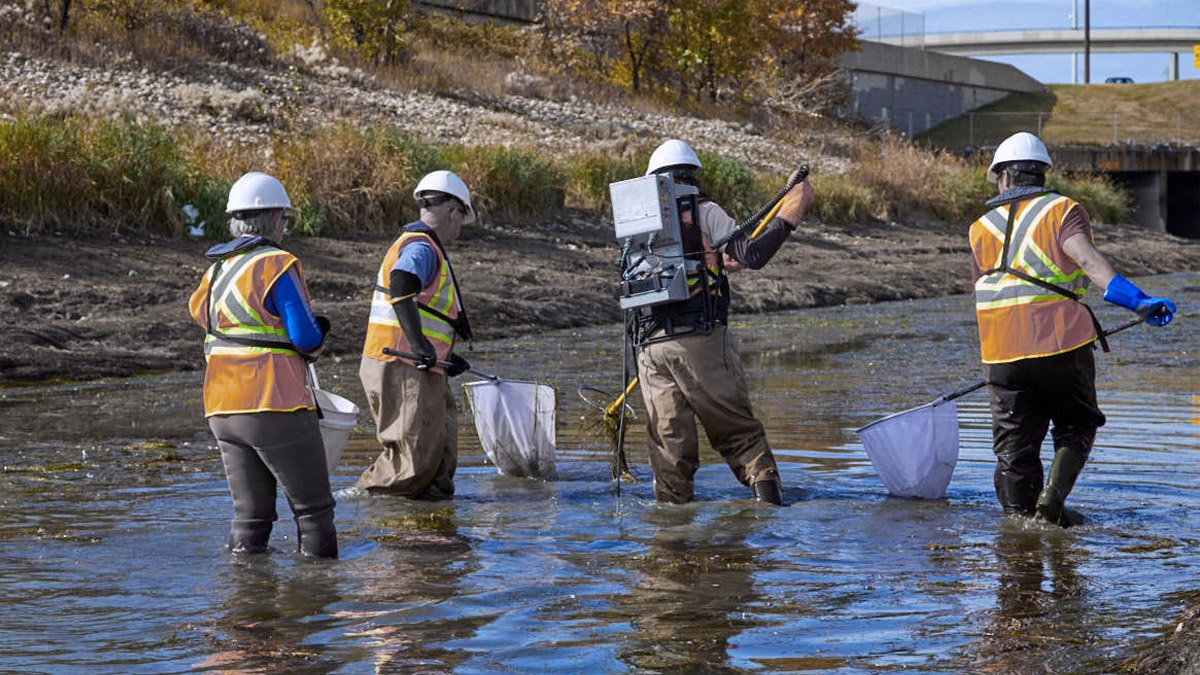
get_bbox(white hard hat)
[413,170,475,225]
[226,171,292,214]
[646,139,702,176]
[989,132,1052,178]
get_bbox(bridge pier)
[1166,171,1200,238]
[1056,147,1200,239]
[1108,169,1200,238]
[1170,52,1179,81]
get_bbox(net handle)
[857,315,1147,432]
[382,347,498,381]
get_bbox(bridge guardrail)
[921,111,1200,149]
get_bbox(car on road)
[1105,76,1134,84]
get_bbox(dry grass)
[0,2,1134,234]
[920,80,1200,149]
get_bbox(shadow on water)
[0,273,1198,673]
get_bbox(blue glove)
[1103,275,1176,327]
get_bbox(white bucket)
[314,388,359,474]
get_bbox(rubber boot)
[994,467,1040,518]
[296,511,338,559]
[752,480,784,506]
[1036,447,1087,527]
[229,520,272,555]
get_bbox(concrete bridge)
[1052,147,1200,238]
[880,27,1200,80]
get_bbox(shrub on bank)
[0,114,1132,238]
[0,115,197,235]
[1050,172,1130,225]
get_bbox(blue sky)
[856,0,1200,83]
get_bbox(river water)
[1,274,1196,674]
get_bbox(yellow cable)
[749,199,786,240]
[605,376,639,419]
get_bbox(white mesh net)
[464,379,557,480]
[857,398,959,499]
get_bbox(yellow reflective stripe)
[221,325,289,338]
[976,272,1088,306]
[976,292,1071,310]
[1009,196,1064,276]
[211,247,290,332]
[977,207,1008,268]
[219,283,268,328]
[203,337,296,356]
[419,308,454,343]
[429,261,454,314]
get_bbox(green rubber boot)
[1036,447,1087,527]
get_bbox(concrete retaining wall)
[838,41,1044,136]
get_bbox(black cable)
[711,164,809,250]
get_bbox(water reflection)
[0,274,1197,674]
[194,559,343,674]
[617,506,766,672]
[964,525,1095,672]
[345,503,479,673]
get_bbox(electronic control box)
[610,174,696,310]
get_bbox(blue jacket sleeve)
[265,268,324,352]
[391,241,438,289]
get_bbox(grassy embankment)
[0,1,1132,235]
[919,79,1200,149]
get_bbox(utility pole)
[1084,0,1091,84]
[1071,0,1078,84]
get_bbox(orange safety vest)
[362,230,466,374]
[970,192,1097,364]
[188,245,314,416]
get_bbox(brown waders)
[636,325,782,504]
[985,345,1105,526]
[357,355,458,500]
[209,409,338,558]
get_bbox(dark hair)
[1000,161,1047,187]
[663,165,700,187]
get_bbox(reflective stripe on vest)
[362,231,463,371]
[970,193,1096,364]
[188,246,314,416]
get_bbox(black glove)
[315,315,331,337]
[412,351,438,372]
[445,353,470,377]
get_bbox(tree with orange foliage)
[540,0,672,93]
[542,0,858,106]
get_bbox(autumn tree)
[542,0,858,107]
[540,0,671,93]
[661,0,757,102]
[324,0,410,65]
[664,0,858,103]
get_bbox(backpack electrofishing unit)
[610,174,720,346]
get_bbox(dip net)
[856,398,959,499]
[464,379,557,480]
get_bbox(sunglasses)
[416,194,457,209]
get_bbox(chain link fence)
[853,2,924,48]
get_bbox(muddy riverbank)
[2,212,1197,386]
